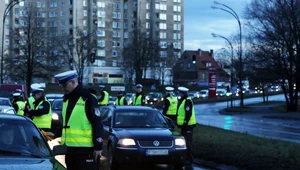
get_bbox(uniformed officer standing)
[54,70,104,170]
[98,85,109,106]
[12,92,25,116]
[25,84,52,132]
[176,86,196,165]
[132,84,145,106]
[162,86,178,121]
[115,90,128,105]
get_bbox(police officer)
[98,85,109,106]
[162,86,178,121]
[54,70,104,170]
[25,84,52,132]
[115,90,128,105]
[132,84,145,106]
[12,92,25,116]
[177,86,196,165]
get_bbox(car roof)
[105,105,158,111]
[0,97,10,100]
[0,113,29,121]
[45,94,64,97]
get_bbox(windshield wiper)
[0,149,43,158]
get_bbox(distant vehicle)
[51,99,63,137]
[0,114,66,170]
[45,94,64,105]
[146,92,164,104]
[270,85,281,92]
[199,90,209,99]
[188,91,200,99]
[109,96,117,105]
[0,97,15,114]
[100,105,186,170]
[254,87,263,94]
[216,89,227,97]
[125,93,135,105]
[0,84,27,101]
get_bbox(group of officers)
[10,70,196,169]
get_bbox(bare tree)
[4,4,56,95]
[55,27,96,84]
[245,0,300,111]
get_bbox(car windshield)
[0,99,11,106]
[52,99,63,111]
[148,93,160,98]
[200,91,207,94]
[0,119,51,157]
[114,110,169,128]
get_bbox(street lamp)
[212,33,234,107]
[212,1,244,107]
[1,0,25,84]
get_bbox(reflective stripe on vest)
[166,97,178,115]
[92,94,98,100]
[99,91,109,105]
[177,98,196,125]
[115,96,125,105]
[133,95,142,105]
[28,96,35,109]
[16,101,25,116]
[61,97,93,147]
[33,100,52,129]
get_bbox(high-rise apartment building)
[1,0,184,84]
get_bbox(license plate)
[146,149,168,156]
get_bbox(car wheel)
[108,143,119,170]
[173,164,184,170]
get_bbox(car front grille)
[138,140,173,148]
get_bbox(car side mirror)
[102,120,111,126]
[52,144,67,156]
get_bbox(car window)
[99,108,111,121]
[0,99,10,106]
[114,110,169,128]
[0,120,51,157]
[52,100,63,111]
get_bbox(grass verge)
[193,124,300,170]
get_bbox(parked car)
[216,89,227,97]
[188,91,200,99]
[199,90,209,99]
[146,92,164,104]
[109,96,117,105]
[125,93,135,105]
[0,97,15,114]
[100,105,186,170]
[51,99,63,137]
[45,94,64,105]
[0,114,66,170]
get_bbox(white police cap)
[54,70,77,85]
[13,92,21,97]
[136,84,143,88]
[31,83,44,92]
[178,86,189,92]
[165,86,174,91]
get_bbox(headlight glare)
[52,113,59,120]
[175,138,186,146]
[118,138,136,146]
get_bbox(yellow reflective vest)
[166,97,178,115]
[28,96,35,109]
[33,100,52,129]
[98,91,109,105]
[61,97,93,147]
[16,101,26,116]
[177,98,196,126]
[115,96,125,105]
[133,94,142,105]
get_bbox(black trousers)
[181,126,194,163]
[65,153,98,170]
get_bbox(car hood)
[0,157,65,170]
[114,128,181,140]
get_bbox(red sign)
[208,67,217,98]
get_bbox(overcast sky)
[184,0,251,52]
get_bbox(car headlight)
[118,138,136,146]
[52,113,59,120]
[175,138,186,146]
[153,98,157,101]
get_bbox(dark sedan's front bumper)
[114,147,186,165]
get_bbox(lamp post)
[212,33,234,107]
[1,0,25,84]
[212,1,244,107]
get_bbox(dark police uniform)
[177,87,196,165]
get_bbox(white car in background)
[199,90,209,99]
[0,97,16,114]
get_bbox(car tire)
[108,143,119,170]
[173,164,184,170]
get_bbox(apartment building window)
[97,2,105,8]
[112,31,121,37]
[173,24,181,30]
[20,20,28,26]
[50,1,58,8]
[97,11,105,18]
[146,13,150,19]
[124,23,128,29]
[49,11,58,17]
[146,22,150,29]
[61,1,64,6]
[42,12,46,18]
[146,3,150,9]
[159,23,167,30]
[112,50,118,57]
[113,12,121,19]
[4,39,9,46]
[97,50,105,57]
[133,2,137,8]
[174,0,181,2]
[159,13,167,20]
[124,32,128,39]
[112,60,118,67]
[206,62,212,67]
[112,41,120,47]
[124,13,128,19]
[98,21,105,27]
[36,12,42,17]
[124,2,128,9]
[160,32,167,39]
[155,4,167,11]
[173,33,180,40]
[112,3,121,10]
[37,2,41,7]
[61,20,65,26]
[173,42,181,49]
[174,5,181,12]
[83,20,87,26]
[41,2,46,8]
[96,30,105,37]
[160,51,167,57]
[83,10,88,17]
[174,15,181,21]
[97,40,105,47]
[61,30,65,35]
[60,11,65,16]
[83,0,87,6]
[159,42,167,49]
